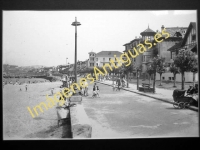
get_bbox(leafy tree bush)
[156,57,166,86]
[174,49,197,90]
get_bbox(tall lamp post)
[71,17,81,83]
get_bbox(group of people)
[185,84,198,101]
[19,85,28,91]
[113,77,127,91]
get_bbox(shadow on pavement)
[24,119,72,139]
[61,119,72,138]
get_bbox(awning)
[167,41,182,52]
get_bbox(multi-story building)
[88,51,96,68]
[123,26,157,79]
[88,51,123,68]
[167,22,198,82]
[123,25,187,80]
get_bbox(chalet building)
[123,25,157,79]
[123,25,187,80]
[88,51,123,68]
[166,22,198,82]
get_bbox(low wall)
[156,72,198,82]
[69,95,92,138]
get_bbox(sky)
[3,10,197,67]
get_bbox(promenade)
[96,80,198,112]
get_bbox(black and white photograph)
[2,10,198,139]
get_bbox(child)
[96,85,100,97]
[92,86,97,97]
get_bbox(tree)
[119,62,133,88]
[148,56,164,93]
[156,57,166,86]
[174,49,197,90]
[169,62,180,87]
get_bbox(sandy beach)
[3,80,71,139]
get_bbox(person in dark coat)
[116,77,121,91]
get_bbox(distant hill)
[21,65,45,69]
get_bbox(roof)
[130,38,142,43]
[165,27,187,37]
[167,41,182,52]
[88,51,96,54]
[181,22,196,46]
[123,38,142,46]
[123,43,130,46]
[96,51,123,57]
[140,26,156,35]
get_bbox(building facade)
[88,52,96,68]
[123,25,188,81]
[166,22,198,82]
[88,51,123,68]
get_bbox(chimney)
[161,25,164,31]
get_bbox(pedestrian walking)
[116,77,121,91]
[25,85,27,91]
[51,88,54,95]
[81,80,88,96]
[96,85,100,97]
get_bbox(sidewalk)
[96,80,198,112]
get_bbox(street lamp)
[71,17,81,83]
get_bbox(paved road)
[82,82,198,138]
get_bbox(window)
[169,77,171,80]
[103,58,105,61]
[146,56,151,62]
[96,63,98,66]
[162,77,165,80]
[96,58,98,61]
[172,77,174,80]
[192,34,196,41]
[143,56,145,62]
[90,63,94,67]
